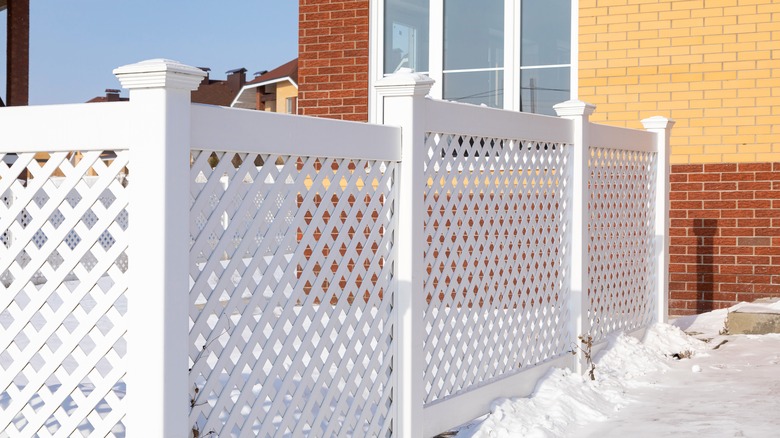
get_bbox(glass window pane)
[385,0,430,74]
[520,67,569,115]
[443,70,504,108]
[444,0,504,71]
[521,0,571,67]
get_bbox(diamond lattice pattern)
[189,151,397,437]
[422,134,572,405]
[587,147,657,342]
[0,151,129,436]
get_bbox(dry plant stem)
[190,327,229,437]
[573,335,596,381]
[719,315,730,335]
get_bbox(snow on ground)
[456,302,780,438]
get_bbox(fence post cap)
[375,69,435,97]
[641,116,676,130]
[553,100,596,117]
[113,59,206,91]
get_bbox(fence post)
[641,116,675,324]
[554,100,596,373]
[375,71,434,438]
[114,59,205,437]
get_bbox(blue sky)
[0,1,298,104]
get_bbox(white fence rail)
[191,104,401,161]
[0,103,130,151]
[0,60,672,438]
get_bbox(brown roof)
[191,68,247,106]
[87,96,129,103]
[248,58,298,86]
[87,89,129,103]
[191,80,236,106]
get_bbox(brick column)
[298,0,370,121]
[6,0,30,106]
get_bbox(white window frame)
[369,0,579,122]
[285,96,297,114]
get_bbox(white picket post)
[375,71,434,438]
[114,59,205,437]
[641,116,675,324]
[554,100,596,373]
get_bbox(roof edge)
[230,77,298,108]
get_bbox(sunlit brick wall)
[578,0,780,315]
[669,163,780,315]
[298,0,370,122]
[579,0,780,165]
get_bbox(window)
[519,0,571,115]
[443,0,504,107]
[385,0,430,74]
[286,97,297,114]
[381,0,572,115]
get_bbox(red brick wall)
[298,0,370,122]
[7,0,30,106]
[669,163,780,316]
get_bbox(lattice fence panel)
[587,147,657,342]
[422,133,572,405]
[0,151,129,437]
[189,151,397,437]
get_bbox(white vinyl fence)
[187,105,400,437]
[0,60,672,438]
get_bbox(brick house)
[297,0,780,315]
[232,58,299,113]
[90,61,300,113]
[578,0,780,315]
[191,67,248,106]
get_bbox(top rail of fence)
[422,98,574,144]
[589,123,657,153]
[191,104,402,161]
[0,103,131,152]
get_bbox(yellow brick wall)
[579,0,780,164]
